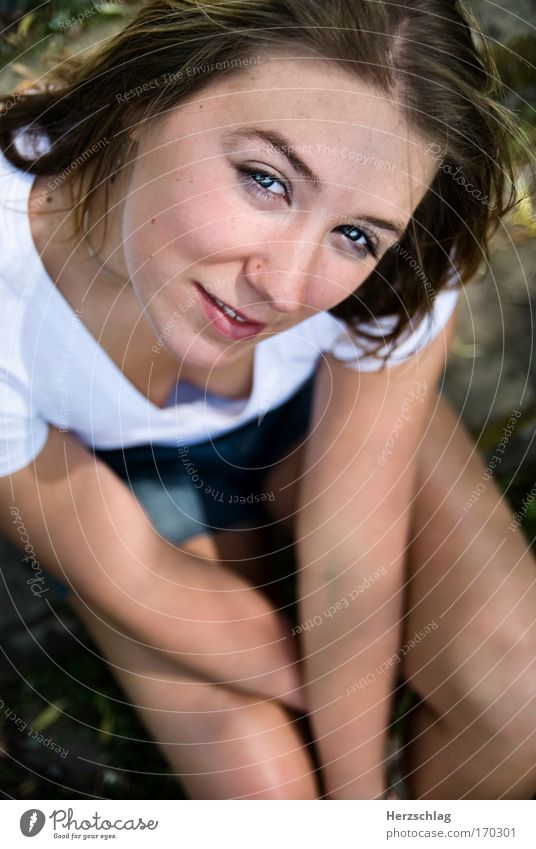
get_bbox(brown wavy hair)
[0,0,523,363]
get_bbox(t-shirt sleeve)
[0,366,49,477]
[328,279,460,372]
[0,163,50,477]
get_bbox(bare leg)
[400,393,536,799]
[262,394,536,799]
[68,531,319,799]
[224,396,536,800]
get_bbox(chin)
[160,334,222,368]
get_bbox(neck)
[78,159,133,283]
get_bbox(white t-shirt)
[0,147,460,477]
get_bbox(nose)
[242,235,320,315]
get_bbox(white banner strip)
[2,799,534,848]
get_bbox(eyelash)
[236,166,377,259]
[336,224,378,260]
[237,166,290,202]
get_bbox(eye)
[237,167,290,203]
[337,223,377,259]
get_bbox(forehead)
[147,54,436,214]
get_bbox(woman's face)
[119,54,436,370]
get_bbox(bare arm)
[0,425,303,710]
[295,310,457,798]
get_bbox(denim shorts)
[49,373,317,597]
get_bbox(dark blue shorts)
[50,373,316,597]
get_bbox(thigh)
[261,437,308,538]
[262,389,536,788]
[179,522,278,596]
[68,594,319,799]
[400,393,536,730]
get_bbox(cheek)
[124,170,258,277]
[313,257,374,314]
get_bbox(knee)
[179,532,220,559]
[225,700,318,799]
[445,627,536,763]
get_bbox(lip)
[195,283,267,341]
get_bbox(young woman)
[1,0,535,800]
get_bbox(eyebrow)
[223,127,406,241]
[359,216,405,242]
[224,127,321,191]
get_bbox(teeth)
[213,296,248,323]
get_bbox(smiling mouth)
[199,285,266,327]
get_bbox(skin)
[30,54,436,402]
[26,54,536,799]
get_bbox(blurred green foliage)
[493,35,536,115]
[0,1,129,70]
[498,470,536,545]
[492,33,536,156]
[0,644,185,799]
